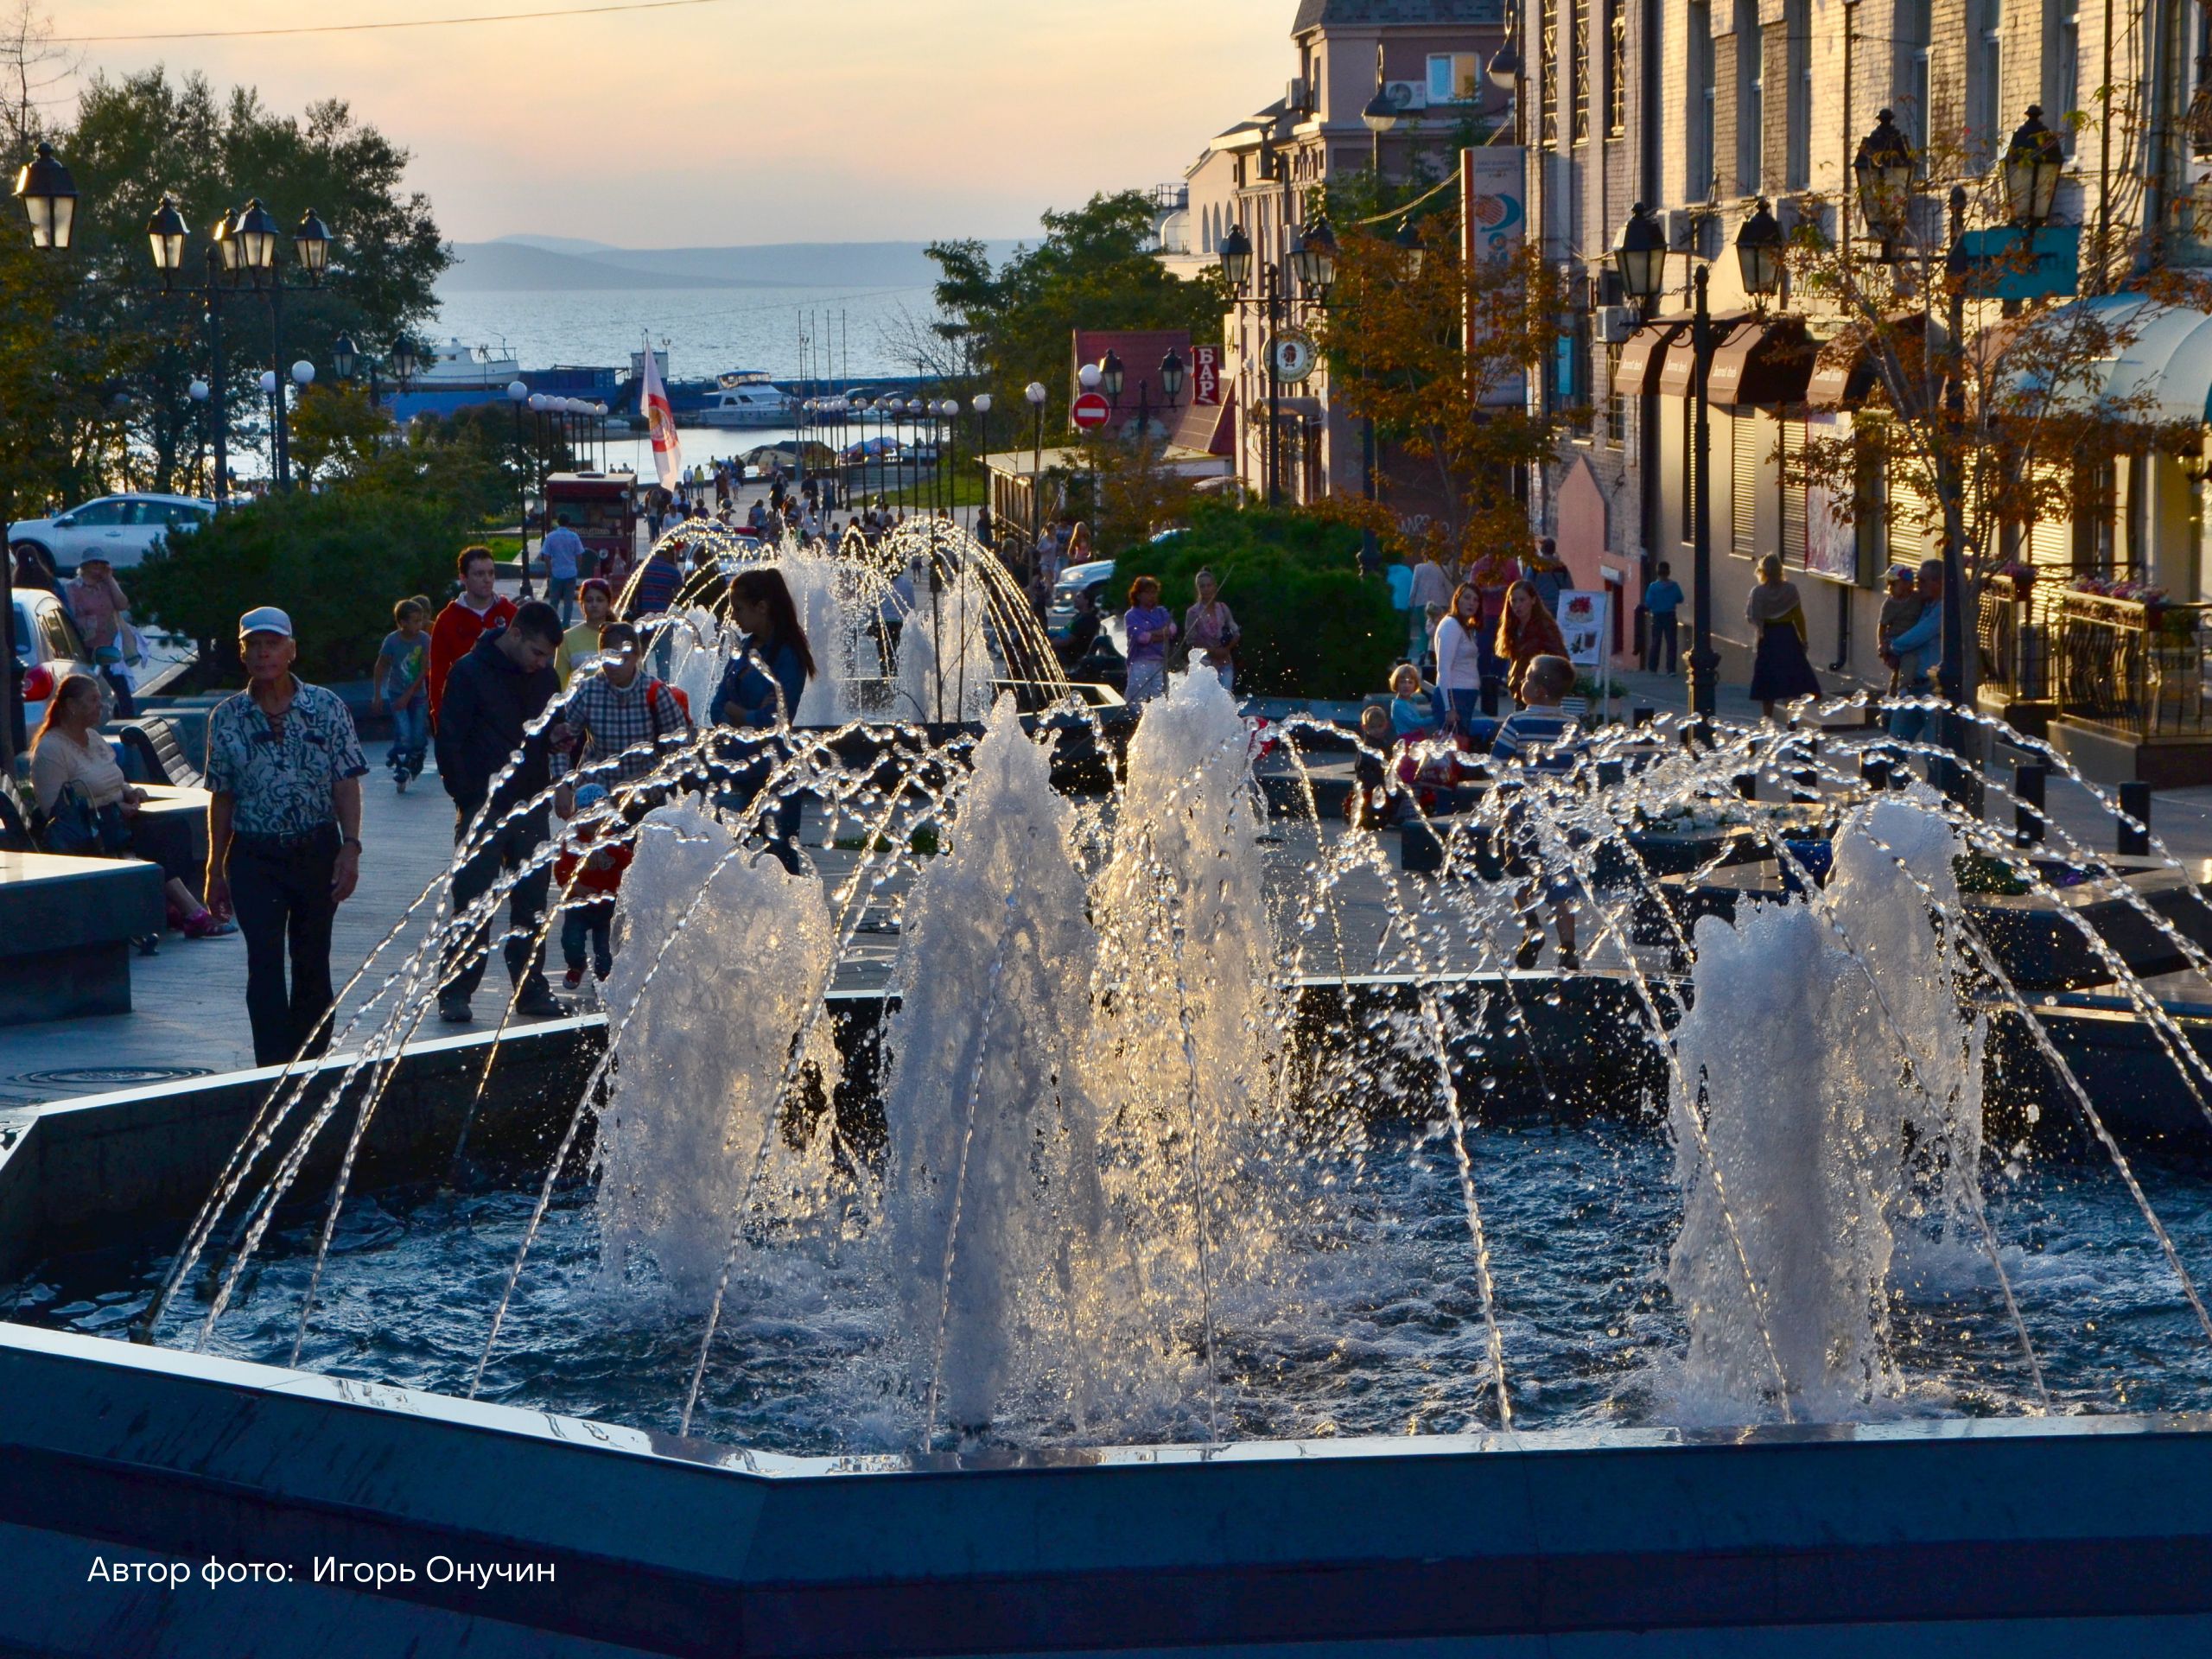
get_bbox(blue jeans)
[1887,677,1936,745]
[545,575,577,624]
[1435,687,1481,730]
[387,700,428,778]
[561,899,613,978]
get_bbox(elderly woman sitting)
[30,671,230,938]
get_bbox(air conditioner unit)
[1383,79,1429,113]
[1597,306,1640,343]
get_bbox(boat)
[412,337,524,390]
[690,370,795,428]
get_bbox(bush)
[1119,499,1400,699]
[132,487,469,682]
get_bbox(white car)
[11,587,105,730]
[9,493,215,574]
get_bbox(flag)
[639,346,683,493]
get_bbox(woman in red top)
[1493,578,1568,706]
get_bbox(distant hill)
[442,238,1025,295]
[492,233,620,256]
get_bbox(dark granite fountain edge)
[3,1317,2211,1656]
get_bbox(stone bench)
[125,785,209,891]
[0,850,164,1024]
[113,715,203,790]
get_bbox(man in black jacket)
[435,601,565,1022]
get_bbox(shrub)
[132,487,469,682]
[1118,499,1400,699]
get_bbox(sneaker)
[1512,931,1543,972]
[513,985,564,1020]
[438,995,473,1024]
[1557,946,1581,972]
[396,771,409,793]
[563,966,584,990]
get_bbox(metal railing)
[1976,572,2057,702]
[2055,589,2212,737]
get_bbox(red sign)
[1190,344,1223,407]
[1071,391,1111,429]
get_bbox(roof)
[1292,0,1505,33]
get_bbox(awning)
[1805,315,1933,411]
[1612,318,1688,397]
[1707,315,1816,410]
[1656,315,1753,397]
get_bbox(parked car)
[12,587,106,732]
[9,493,215,574]
[1046,558,1118,644]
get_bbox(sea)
[429,281,943,468]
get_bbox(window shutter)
[1732,411,1760,558]
[1779,419,1808,564]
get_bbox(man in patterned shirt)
[203,607,369,1066]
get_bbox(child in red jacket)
[554,782,632,987]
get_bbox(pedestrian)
[1055,582,1103,673]
[368,597,431,791]
[1643,562,1684,674]
[1385,550,1415,644]
[561,619,692,792]
[1494,577,1569,706]
[433,601,567,1023]
[553,782,628,990]
[1875,563,1922,692]
[1434,583,1490,731]
[1389,661,1436,740]
[1885,559,1944,744]
[30,671,228,938]
[202,607,368,1065]
[556,578,615,688]
[428,546,517,728]
[62,555,138,717]
[1491,653,1586,972]
[1745,552,1821,721]
[1408,549,1453,660]
[541,512,586,625]
[1523,536,1570,616]
[976,505,995,551]
[714,567,816,872]
[626,536,684,623]
[1122,575,1177,704]
[1183,569,1241,692]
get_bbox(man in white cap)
[203,607,368,1066]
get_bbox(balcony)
[2046,584,2212,785]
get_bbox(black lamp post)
[145,194,234,511]
[1218,199,1330,507]
[970,391,993,533]
[2003,105,2064,229]
[1853,108,1915,263]
[1025,378,1048,558]
[3,141,73,770]
[507,380,534,600]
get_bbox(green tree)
[925,192,1226,453]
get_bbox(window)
[1778,420,1808,564]
[1562,315,1593,434]
[68,499,125,526]
[1733,0,1763,195]
[1896,0,1931,149]
[2051,3,2080,155]
[1541,0,1560,144]
[1573,0,1592,142]
[1785,0,1810,189]
[1606,0,1627,136]
[1605,343,1626,447]
[1428,53,1480,104]
[1691,0,1715,197]
[1971,0,2003,162]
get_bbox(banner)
[638,344,683,493]
[1190,343,1223,407]
[1462,145,1528,409]
[1803,411,1859,582]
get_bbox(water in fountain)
[45,666,2212,1453]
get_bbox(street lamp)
[12,140,74,249]
[1217,199,1325,505]
[331,333,357,380]
[145,195,187,282]
[1853,108,1916,260]
[232,199,281,275]
[1025,379,1049,556]
[1394,217,1426,275]
[1362,84,1399,174]
[1736,196,1785,303]
[1218,222,1254,290]
[292,208,331,284]
[1294,216,1338,298]
[2003,105,2064,228]
[391,336,424,386]
[1611,200,1668,316]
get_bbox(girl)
[1493,577,1568,706]
[1122,575,1178,704]
[715,567,818,871]
[1433,583,1490,730]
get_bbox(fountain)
[7,568,2212,1649]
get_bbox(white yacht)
[413,337,524,389]
[691,370,794,428]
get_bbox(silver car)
[9,493,215,574]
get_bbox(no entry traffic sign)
[1071,391,1111,429]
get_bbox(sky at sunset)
[56,0,1294,245]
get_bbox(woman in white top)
[1432,582,1489,733]
[29,673,228,937]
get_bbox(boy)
[554,782,631,989]
[369,597,431,791]
[1491,654,1585,972]
[1875,563,1922,691]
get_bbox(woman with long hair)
[1494,577,1569,706]
[1745,552,1820,720]
[714,567,818,871]
[1432,582,1490,732]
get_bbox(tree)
[1313,213,1574,581]
[1777,124,2209,699]
[925,192,1226,444]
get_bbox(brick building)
[1177,0,1510,504]
[1516,0,2212,707]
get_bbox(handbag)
[42,783,131,857]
